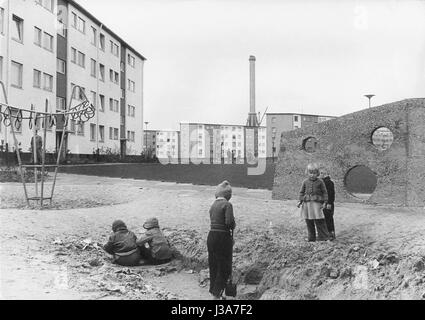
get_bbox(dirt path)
[1,174,425,300]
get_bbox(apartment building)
[180,122,266,164]
[155,130,180,163]
[0,0,146,157]
[266,113,336,159]
[143,129,157,157]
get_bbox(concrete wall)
[272,99,425,207]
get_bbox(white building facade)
[179,122,266,164]
[0,0,145,157]
[155,130,179,163]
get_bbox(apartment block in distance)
[180,122,266,164]
[266,113,336,159]
[0,0,146,157]
[143,129,157,157]
[155,130,180,163]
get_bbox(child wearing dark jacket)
[207,180,236,300]
[298,163,330,242]
[103,220,142,266]
[137,217,173,265]
[320,168,336,240]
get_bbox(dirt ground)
[1,173,425,300]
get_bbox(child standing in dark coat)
[298,163,330,242]
[103,220,142,266]
[207,180,236,300]
[320,168,336,240]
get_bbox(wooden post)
[40,100,48,208]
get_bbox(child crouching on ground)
[137,218,173,265]
[103,220,142,266]
[298,163,330,242]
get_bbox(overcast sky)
[78,0,425,131]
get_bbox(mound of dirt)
[161,225,425,300]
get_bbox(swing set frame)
[0,81,95,209]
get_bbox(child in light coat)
[298,163,330,242]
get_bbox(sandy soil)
[1,173,425,300]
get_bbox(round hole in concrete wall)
[371,127,394,151]
[344,165,377,200]
[302,137,319,153]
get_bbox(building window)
[99,125,105,142]
[43,32,53,51]
[294,116,299,122]
[57,58,66,74]
[99,94,105,112]
[11,61,23,88]
[114,128,119,140]
[128,54,135,68]
[90,27,97,45]
[0,7,4,34]
[43,73,53,91]
[99,33,105,51]
[71,12,77,28]
[77,121,84,136]
[33,69,41,88]
[78,17,85,34]
[99,64,105,81]
[90,59,96,77]
[42,0,54,12]
[109,98,119,112]
[90,124,96,141]
[34,27,42,46]
[272,117,276,124]
[127,79,135,92]
[109,70,119,84]
[77,51,85,68]
[71,47,77,64]
[127,105,135,117]
[56,97,66,111]
[127,131,135,142]
[12,15,24,43]
[90,91,96,107]
[110,41,119,57]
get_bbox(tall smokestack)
[250,55,256,114]
[247,55,259,127]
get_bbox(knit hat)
[143,217,159,230]
[112,220,127,232]
[215,180,232,200]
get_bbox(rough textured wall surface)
[272,99,425,207]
